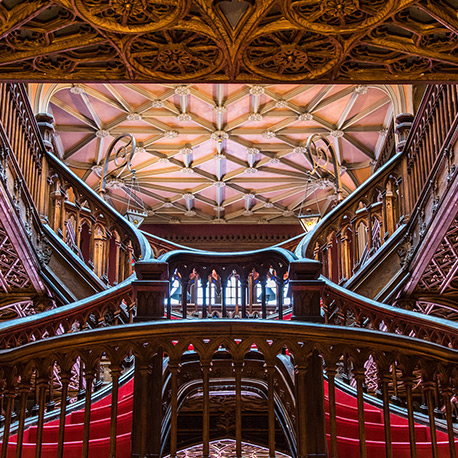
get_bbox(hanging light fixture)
[123,169,147,227]
[99,133,148,227]
[297,172,322,232]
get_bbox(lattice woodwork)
[416,215,458,295]
[1,0,458,82]
[0,219,32,293]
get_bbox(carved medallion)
[126,30,225,80]
[283,0,396,34]
[72,0,188,33]
[243,29,341,80]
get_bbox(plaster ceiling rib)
[63,134,96,160]
[81,85,127,111]
[346,169,361,187]
[79,93,103,130]
[343,133,376,161]
[312,87,356,113]
[51,98,98,129]
[341,98,391,129]
[337,93,359,130]
[303,86,334,113]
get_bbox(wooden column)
[169,361,179,458]
[131,350,163,458]
[201,360,211,458]
[133,260,169,321]
[234,360,243,458]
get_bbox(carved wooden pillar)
[289,259,324,323]
[133,260,169,321]
[295,352,327,458]
[240,274,248,318]
[132,350,163,458]
[201,359,211,458]
[201,274,208,318]
[396,113,414,215]
[234,359,243,458]
[169,360,179,458]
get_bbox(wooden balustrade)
[0,84,152,291]
[0,321,456,458]
[159,248,299,320]
[301,85,458,289]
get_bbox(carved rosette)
[243,29,341,81]
[72,0,189,33]
[282,0,396,34]
[126,29,225,80]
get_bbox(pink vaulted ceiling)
[42,83,393,224]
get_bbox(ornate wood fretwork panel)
[0,218,32,292]
[1,0,458,82]
[415,215,458,296]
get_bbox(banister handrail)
[321,276,458,348]
[1,319,457,362]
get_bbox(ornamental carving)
[126,29,225,80]
[72,0,188,34]
[1,0,458,82]
[0,220,32,292]
[243,29,341,81]
[283,0,396,34]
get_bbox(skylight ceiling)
[35,82,395,225]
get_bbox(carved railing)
[159,248,298,320]
[322,278,458,349]
[0,83,152,294]
[299,85,458,298]
[0,321,457,458]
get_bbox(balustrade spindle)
[403,376,418,458]
[440,383,457,458]
[326,364,338,458]
[181,278,189,319]
[355,368,367,458]
[1,389,15,458]
[56,372,70,458]
[266,363,276,458]
[109,364,120,458]
[201,360,211,458]
[379,370,393,458]
[234,360,243,458]
[425,382,439,458]
[221,277,228,318]
[169,361,179,458]
[82,369,94,458]
[201,276,208,318]
[15,381,29,458]
[261,276,267,319]
[34,375,48,458]
[240,276,248,319]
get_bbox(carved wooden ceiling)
[2,0,458,83]
[40,82,393,224]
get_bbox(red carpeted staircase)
[4,375,457,457]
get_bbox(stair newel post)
[438,377,457,458]
[56,368,71,458]
[133,260,169,321]
[233,358,243,458]
[15,375,31,458]
[1,368,16,458]
[265,360,276,458]
[290,259,327,458]
[201,358,212,458]
[168,359,179,458]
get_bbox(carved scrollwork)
[126,29,225,80]
[72,0,189,34]
[282,0,397,34]
[243,29,341,81]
